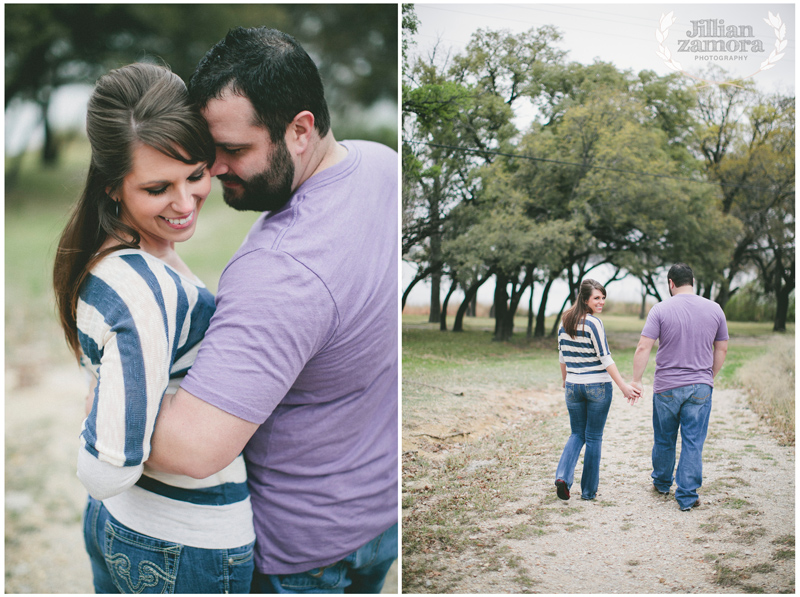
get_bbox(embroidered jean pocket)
[565,383,580,402]
[104,519,181,594]
[585,383,608,402]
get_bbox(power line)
[409,140,790,193]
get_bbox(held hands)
[626,380,644,405]
[621,382,642,405]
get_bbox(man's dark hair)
[189,27,331,142]
[668,263,694,288]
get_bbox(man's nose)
[209,157,228,177]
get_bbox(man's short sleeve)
[181,249,339,423]
[641,304,661,340]
[715,305,730,342]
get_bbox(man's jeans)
[651,384,713,509]
[555,382,613,500]
[251,522,398,594]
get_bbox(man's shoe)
[653,485,670,496]
[555,479,570,500]
[680,499,700,511]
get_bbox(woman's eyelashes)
[144,169,206,196]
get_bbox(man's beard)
[218,140,295,212]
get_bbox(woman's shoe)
[555,479,570,500]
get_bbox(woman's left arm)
[605,363,640,403]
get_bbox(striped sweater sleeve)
[77,253,182,476]
[585,315,614,368]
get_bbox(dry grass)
[737,336,795,446]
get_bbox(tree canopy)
[403,17,794,336]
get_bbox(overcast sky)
[403,2,795,309]
[411,3,794,94]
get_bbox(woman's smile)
[160,211,196,229]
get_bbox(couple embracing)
[53,27,397,593]
[555,265,729,510]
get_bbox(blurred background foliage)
[6,3,398,180]
[5,2,398,370]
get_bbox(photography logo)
[656,10,787,85]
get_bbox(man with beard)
[147,27,398,593]
[630,263,728,512]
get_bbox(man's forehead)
[202,92,258,125]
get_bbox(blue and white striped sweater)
[76,249,254,549]
[558,314,614,384]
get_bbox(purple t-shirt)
[641,293,729,394]
[182,140,398,574]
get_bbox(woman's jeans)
[83,496,254,593]
[651,384,713,509]
[555,382,613,500]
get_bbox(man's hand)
[629,380,644,405]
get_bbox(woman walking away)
[53,63,254,593]
[554,279,640,501]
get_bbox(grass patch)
[774,550,795,561]
[714,563,743,587]
[737,336,795,445]
[720,497,750,509]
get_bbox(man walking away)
[631,263,728,511]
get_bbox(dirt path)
[403,385,795,593]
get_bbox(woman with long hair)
[53,63,254,593]
[554,279,640,501]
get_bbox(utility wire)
[409,140,791,193]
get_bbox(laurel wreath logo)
[760,11,787,71]
[655,11,787,86]
[655,11,682,72]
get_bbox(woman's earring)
[115,201,120,218]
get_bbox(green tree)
[691,72,795,328]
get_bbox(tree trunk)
[527,281,535,339]
[715,279,731,310]
[639,288,647,320]
[534,275,556,338]
[550,294,571,338]
[772,250,794,333]
[440,278,458,331]
[40,97,59,167]
[493,272,510,342]
[428,270,441,323]
[773,286,790,332]
[427,178,442,323]
[453,269,494,332]
[401,266,430,311]
[468,296,477,317]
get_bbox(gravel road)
[404,384,794,594]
